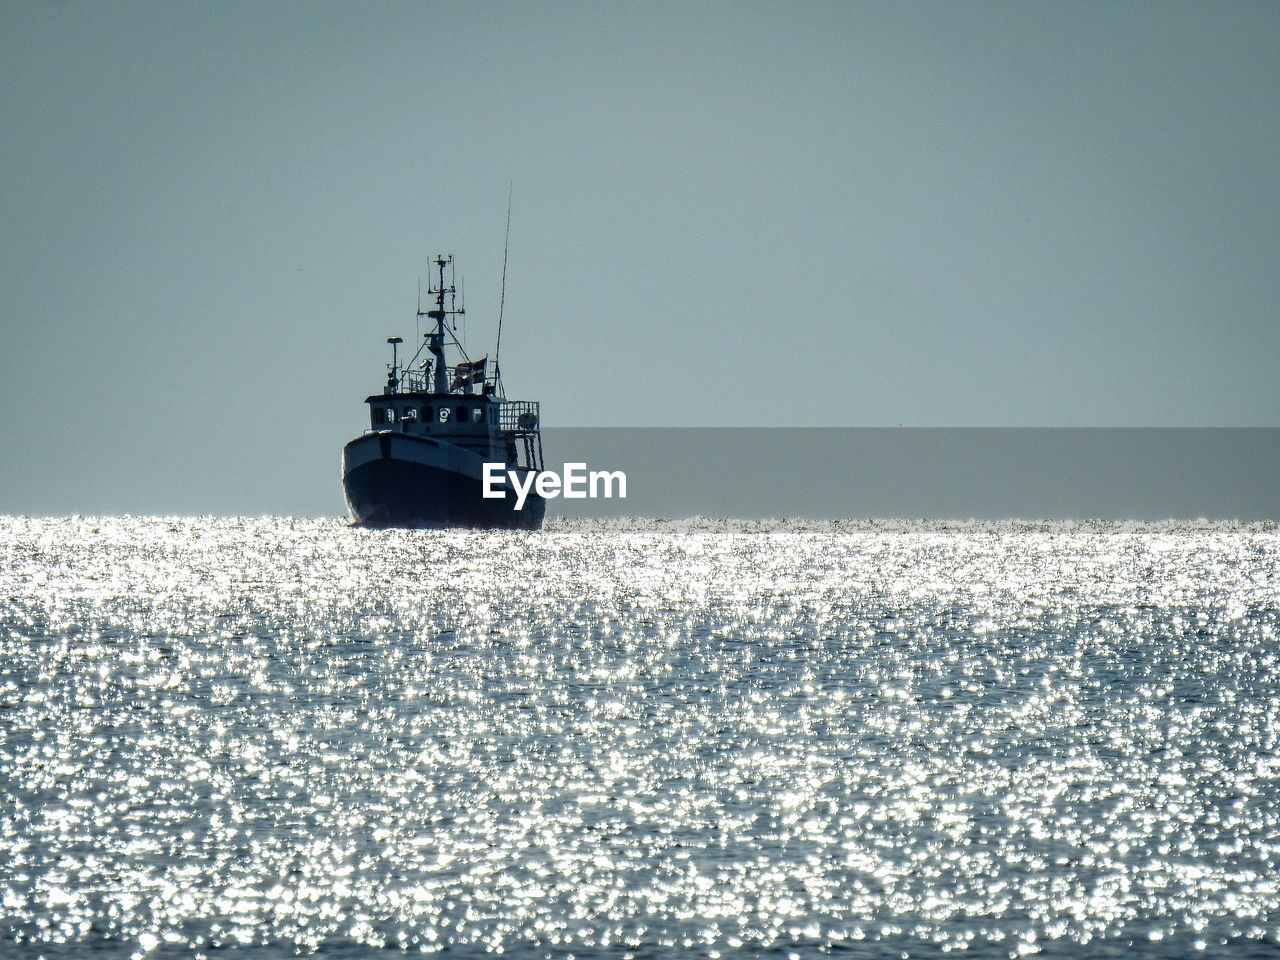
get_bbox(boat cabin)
[364,372,542,472]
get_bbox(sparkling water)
[1,517,1277,958]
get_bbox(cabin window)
[422,405,433,423]
[438,407,451,423]
[457,405,469,423]
[383,407,397,424]
[403,407,417,421]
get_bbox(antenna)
[450,258,461,331]
[494,184,512,388]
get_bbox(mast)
[418,255,462,395]
[386,337,403,394]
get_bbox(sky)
[2,0,1278,517]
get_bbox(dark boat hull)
[342,434,544,530]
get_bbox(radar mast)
[418,255,463,395]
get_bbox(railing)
[501,400,543,472]
[499,400,540,434]
[396,368,431,393]
[390,366,501,396]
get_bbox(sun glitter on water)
[1,516,1278,958]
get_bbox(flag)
[450,357,487,391]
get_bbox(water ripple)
[0,517,1277,957]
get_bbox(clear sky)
[2,1,1278,516]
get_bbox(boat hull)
[342,433,544,530]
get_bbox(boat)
[341,255,546,528]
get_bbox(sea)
[1,516,1277,959]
